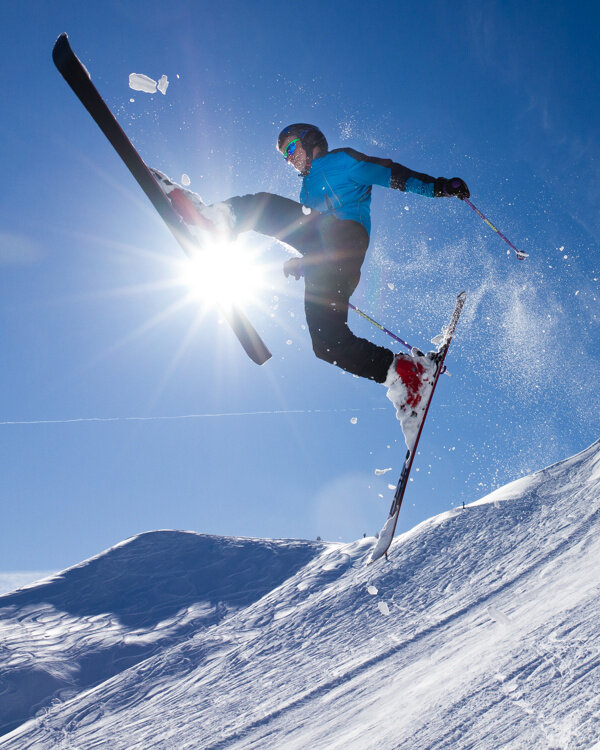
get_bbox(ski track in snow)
[1,440,599,748]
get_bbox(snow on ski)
[52,33,271,366]
[370,291,466,563]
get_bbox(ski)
[370,291,466,563]
[52,33,271,366]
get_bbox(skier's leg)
[304,275,394,382]
[303,218,394,383]
[224,193,321,252]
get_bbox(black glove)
[434,177,470,200]
[283,257,305,280]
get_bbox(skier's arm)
[344,148,469,199]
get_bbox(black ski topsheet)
[369,291,466,563]
[52,33,271,366]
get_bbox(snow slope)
[1,440,599,749]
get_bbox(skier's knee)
[311,338,330,363]
[311,335,342,366]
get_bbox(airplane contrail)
[0,408,386,426]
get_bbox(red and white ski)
[370,291,466,563]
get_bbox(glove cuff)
[434,177,449,197]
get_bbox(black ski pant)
[225,192,394,383]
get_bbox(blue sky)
[1,0,599,572]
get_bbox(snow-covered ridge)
[0,533,326,739]
[1,440,599,748]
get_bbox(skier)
[164,124,469,414]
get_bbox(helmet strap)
[299,140,313,177]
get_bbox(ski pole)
[463,198,528,260]
[348,302,413,352]
[349,302,451,375]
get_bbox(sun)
[176,239,266,309]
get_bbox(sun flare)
[177,240,265,309]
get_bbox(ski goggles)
[283,137,300,161]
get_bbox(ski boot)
[384,350,438,447]
[386,351,437,409]
[151,168,235,242]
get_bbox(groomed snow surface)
[1,440,599,749]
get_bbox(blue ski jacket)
[299,148,439,236]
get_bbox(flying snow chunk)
[129,73,169,96]
[129,73,157,94]
[375,468,392,476]
[181,174,191,187]
[378,601,390,616]
[367,585,378,595]
[350,417,358,424]
[157,75,169,95]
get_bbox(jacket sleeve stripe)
[336,147,437,197]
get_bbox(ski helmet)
[277,124,329,157]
